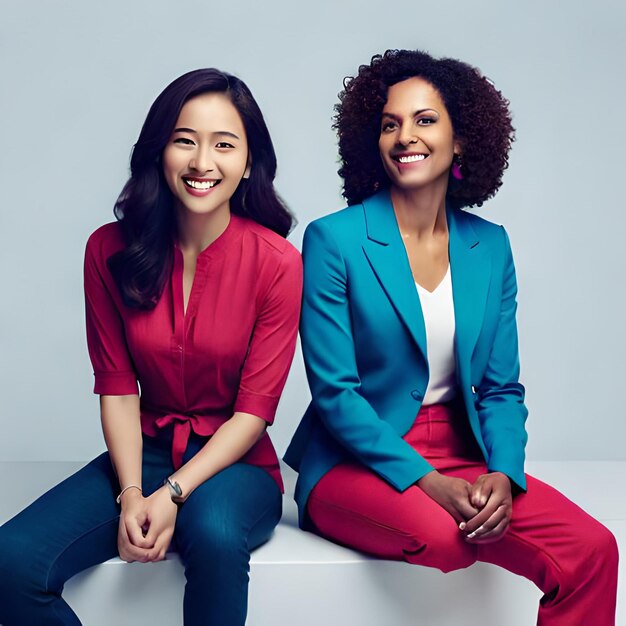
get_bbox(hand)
[118,489,153,563]
[141,487,178,562]
[417,471,480,524]
[461,472,513,544]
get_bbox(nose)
[398,123,419,147]
[189,146,215,173]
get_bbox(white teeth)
[184,179,218,189]
[398,154,427,163]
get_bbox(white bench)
[2,461,624,626]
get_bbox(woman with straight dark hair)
[285,49,618,624]
[0,68,302,625]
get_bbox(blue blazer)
[284,189,528,529]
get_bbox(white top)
[415,266,458,405]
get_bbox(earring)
[451,154,463,180]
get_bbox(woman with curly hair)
[0,68,302,625]
[285,49,617,624]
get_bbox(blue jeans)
[0,434,282,626]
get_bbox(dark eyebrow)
[214,131,241,140]
[381,109,437,120]
[172,128,241,140]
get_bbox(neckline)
[415,265,451,295]
[174,213,245,260]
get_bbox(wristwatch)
[164,477,185,505]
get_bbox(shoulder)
[454,209,512,255]
[85,222,125,264]
[457,209,503,236]
[305,203,364,235]
[236,216,302,270]
[302,203,366,254]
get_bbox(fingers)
[468,516,510,544]
[469,478,491,509]
[118,521,152,563]
[441,479,478,524]
[125,516,154,549]
[452,496,480,523]
[465,508,510,543]
[464,503,510,542]
[144,529,174,562]
[463,497,500,534]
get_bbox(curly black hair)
[334,49,515,208]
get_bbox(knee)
[586,522,618,571]
[183,513,248,563]
[567,520,618,586]
[402,524,476,573]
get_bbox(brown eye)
[173,137,195,145]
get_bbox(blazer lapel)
[361,190,428,362]
[447,206,492,380]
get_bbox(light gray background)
[1,0,624,463]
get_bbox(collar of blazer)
[361,188,492,374]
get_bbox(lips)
[181,176,222,197]
[389,152,430,173]
[392,152,429,164]
[182,176,221,190]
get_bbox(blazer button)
[411,390,422,400]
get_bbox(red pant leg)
[308,460,477,572]
[475,474,618,626]
[306,403,618,625]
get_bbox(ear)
[453,139,462,158]
[243,154,252,180]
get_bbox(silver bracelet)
[116,484,142,504]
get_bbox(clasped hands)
[117,487,178,562]
[417,471,513,544]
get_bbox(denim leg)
[0,442,171,626]
[174,462,282,626]
[0,453,120,626]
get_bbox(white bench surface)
[2,461,625,625]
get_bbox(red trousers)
[308,403,618,626]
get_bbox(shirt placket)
[162,250,211,468]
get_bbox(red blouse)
[84,214,303,491]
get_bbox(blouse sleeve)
[84,230,139,396]
[234,244,303,423]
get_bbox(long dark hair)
[107,68,294,310]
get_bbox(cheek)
[377,138,395,177]
[162,150,180,183]
[224,155,250,182]
[378,134,389,157]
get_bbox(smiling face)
[162,92,250,221]
[378,77,460,195]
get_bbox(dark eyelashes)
[380,117,437,132]
[171,139,236,148]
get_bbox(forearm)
[170,412,266,498]
[100,394,143,491]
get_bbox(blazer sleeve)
[476,227,528,491]
[301,220,433,491]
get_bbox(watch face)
[166,478,183,500]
